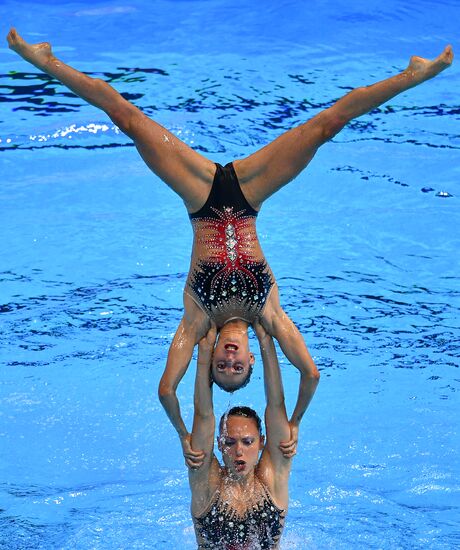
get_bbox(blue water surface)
[0,1,459,548]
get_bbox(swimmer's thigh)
[113,103,215,211]
[234,110,344,208]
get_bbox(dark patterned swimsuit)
[193,482,285,549]
[187,163,274,327]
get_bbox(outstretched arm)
[262,290,320,428]
[190,326,217,463]
[158,316,199,439]
[270,309,320,427]
[158,295,210,463]
[256,322,291,450]
[255,322,292,506]
[158,316,207,468]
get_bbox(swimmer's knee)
[88,77,140,134]
[108,102,141,136]
[318,110,348,142]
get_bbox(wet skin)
[211,324,255,390]
[218,415,264,479]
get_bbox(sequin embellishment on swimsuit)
[187,163,274,326]
[194,485,285,549]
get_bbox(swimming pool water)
[1,1,459,548]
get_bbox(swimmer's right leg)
[6,29,215,212]
[234,46,453,209]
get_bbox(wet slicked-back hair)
[211,364,254,393]
[219,405,263,436]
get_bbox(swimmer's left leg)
[6,29,215,212]
[235,46,453,209]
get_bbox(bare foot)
[7,28,53,68]
[406,45,454,83]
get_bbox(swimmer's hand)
[253,319,270,345]
[181,433,205,470]
[279,422,299,459]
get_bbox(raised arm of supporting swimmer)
[190,325,217,468]
[253,321,292,506]
[188,326,222,515]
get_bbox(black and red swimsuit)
[186,163,274,327]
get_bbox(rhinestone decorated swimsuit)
[193,481,285,549]
[187,163,274,327]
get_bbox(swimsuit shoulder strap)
[256,476,286,514]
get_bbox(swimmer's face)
[211,331,254,392]
[218,415,264,478]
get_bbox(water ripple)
[2,270,458,382]
[1,67,458,154]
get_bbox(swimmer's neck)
[223,467,257,489]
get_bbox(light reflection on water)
[1,0,459,548]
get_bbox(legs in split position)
[6,29,215,212]
[235,46,453,209]
[7,29,453,211]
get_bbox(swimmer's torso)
[193,474,285,549]
[186,162,274,327]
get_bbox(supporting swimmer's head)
[218,406,264,478]
[219,406,262,435]
[211,322,255,392]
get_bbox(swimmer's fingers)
[183,445,205,469]
[183,447,205,459]
[184,451,206,470]
[279,439,297,459]
[198,323,217,360]
[279,423,299,459]
[181,433,205,469]
[252,319,270,344]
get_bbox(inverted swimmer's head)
[218,406,264,478]
[211,328,255,392]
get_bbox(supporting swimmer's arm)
[259,330,285,408]
[254,321,292,503]
[191,326,217,463]
[189,327,221,515]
